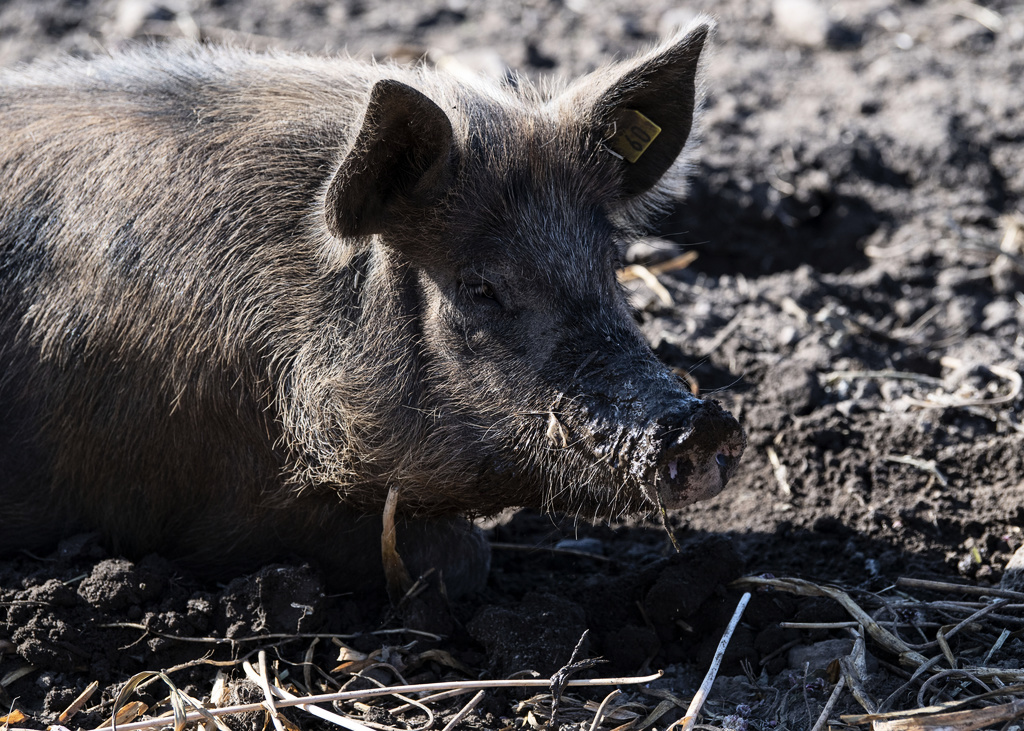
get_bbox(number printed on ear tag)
[609,108,662,163]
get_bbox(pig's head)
[317,19,745,519]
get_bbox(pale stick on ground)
[673,591,752,731]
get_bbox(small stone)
[553,537,605,555]
[777,325,800,347]
[1000,545,1024,592]
[787,639,853,673]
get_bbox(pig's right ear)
[570,20,712,197]
[325,80,455,238]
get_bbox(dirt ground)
[1,0,1023,729]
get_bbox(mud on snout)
[578,391,746,513]
[650,398,746,509]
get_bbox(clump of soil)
[1,0,1022,729]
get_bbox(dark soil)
[2,1,1023,730]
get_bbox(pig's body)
[0,26,744,594]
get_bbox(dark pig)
[0,20,744,595]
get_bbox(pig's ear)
[580,20,711,197]
[325,80,455,238]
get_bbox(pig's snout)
[654,401,745,509]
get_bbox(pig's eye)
[461,279,501,307]
[471,282,495,300]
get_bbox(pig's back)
[0,45,376,554]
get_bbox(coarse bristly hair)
[0,17,743,591]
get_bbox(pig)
[0,19,745,596]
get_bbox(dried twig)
[102,624,442,645]
[766,446,792,497]
[948,2,1005,33]
[702,314,744,356]
[389,688,475,715]
[647,251,699,276]
[381,485,413,601]
[618,265,673,306]
[823,369,944,387]
[636,699,675,730]
[873,697,1024,731]
[674,591,752,731]
[440,690,485,731]
[587,690,621,731]
[256,651,286,731]
[734,576,929,666]
[617,251,698,282]
[58,680,99,723]
[242,660,373,731]
[809,675,846,731]
[94,672,667,731]
[896,578,1024,602]
[883,454,948,487]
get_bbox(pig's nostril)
[716,452,728,467]
[667,458,679,480]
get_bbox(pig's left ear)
[326,80,456,238]
[572,20,712,197]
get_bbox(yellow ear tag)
[609,109,662,163]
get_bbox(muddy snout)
[653,400,745,509]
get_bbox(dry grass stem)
[766,446,792,497]
[618,265,673,306]
[823,370,944,387]
[58,679,99,723]
[701,315,743,356]
[674,591,752,731]
[0,666,34,688]
[256,651,286,731]
[93,672,666,731]
[242,660,374,731]
[872,698,1024,731]
[388,688,475,714]
[740,575,1024,729]
[585,688,622,728]
[103,623,439,645]
[735,576,929,666]
[981,628,1010,665]
[883,454,949,487]
[908,356,1023,409]
[809,675,846,731]
[646,251,699,275]
[896,577,1024,601]
[617,250,697,281]
[440,690,485,731]
[636,699,675,730]
[381,485,413,601]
